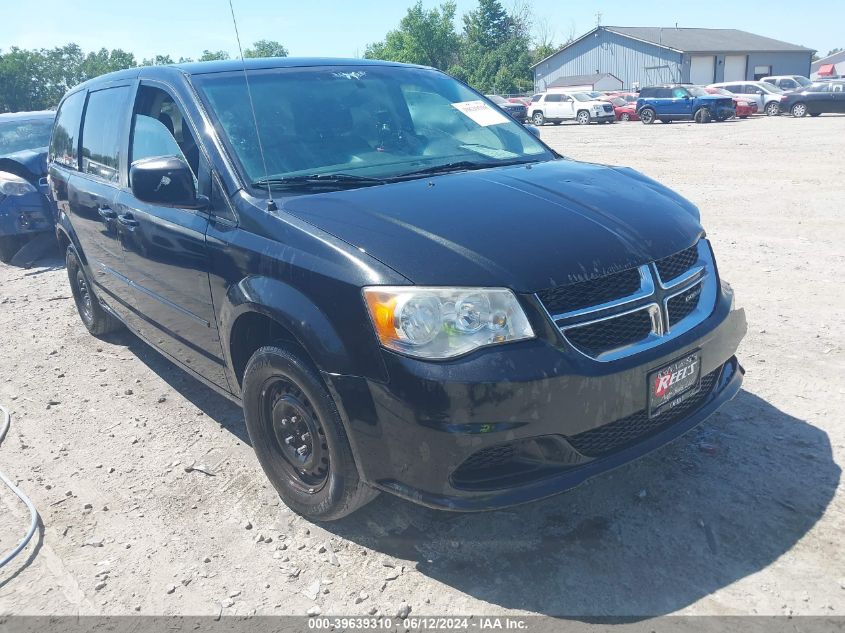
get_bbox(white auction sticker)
[451,100,510,126]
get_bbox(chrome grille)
[655,244,699,283]
[536,268,641,315]
[537,240,716,361]
[565,306,654,357]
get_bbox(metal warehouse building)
[533,26,814,92]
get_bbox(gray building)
[533,26,814,92]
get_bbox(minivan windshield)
[192,65,553,189]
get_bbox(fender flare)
[219,275,358,382]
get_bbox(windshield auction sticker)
[451,100,510,126]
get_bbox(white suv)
[528,92,616,125]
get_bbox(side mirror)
[683,95,691,99]
[129,156,207,209]
[524,124,541,138]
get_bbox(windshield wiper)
[252,173,387,189]
[394,159,536,179]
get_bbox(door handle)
[98,206,117,219]
[117,213,139,228]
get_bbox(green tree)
[141,54,176,66]
[199,49,230,62]
[244,39,289,58]
[826,47,843,57]
[457,0,533,94]
[364,1,460,70]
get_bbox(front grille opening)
[537,267,641,316]
[655,243,699,283]
[565,308,653,357]
[566,368,720,458]
[667,284,702,326]
[451,436,586,491]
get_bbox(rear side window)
[639,88,655,98]
[49,91,86,169]
[546,94,562,102]
[81,86,130,183]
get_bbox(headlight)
[363,287,534,359]
[0,171,37,197]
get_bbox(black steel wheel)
[242,346,378,520]
[66,245,122,336]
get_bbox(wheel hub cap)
[272,396,320,470]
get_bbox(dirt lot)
[1,114,843,619]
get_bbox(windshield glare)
[687,87,708,97]
[193,66,552,187]
[571,93,593,102]
[0,119,53,155]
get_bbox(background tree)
[199,49,230,62]
[244,39,289,58]
[364,1,460,70]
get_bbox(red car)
[603,95,639,121]
[704,87,757,118]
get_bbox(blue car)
[636,85,735,124]
[0,110,57,262]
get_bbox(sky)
[3,0,842,62]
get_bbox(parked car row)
[504,75,845,127]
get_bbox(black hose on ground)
[0,404,40,569]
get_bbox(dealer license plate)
[648,351,702,417]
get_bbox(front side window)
[192,66,552,189]
[130,85,199,175]
[81,86,130,182]
[49,91,86,168]
[672,88,688,98]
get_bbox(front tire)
[66,246,122,336]
[242,346,378,521]
[531,111,545,126]
[576,110,591,125]
[694,107,712,124]
[640,108,656,124]
[790,102,807,118]
[619,112,631,121]
[765,101,780,116]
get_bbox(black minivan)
[49,58,747,520]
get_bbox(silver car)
[708,81,785,116]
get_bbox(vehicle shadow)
[101,329,248,444]
[323,390,839,618]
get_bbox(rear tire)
[531,111,545,126]
[640,108,656,124]
[66,246,122,336]
[242,346,378,521]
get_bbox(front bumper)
[0,187,55,238]
[594,113,616,122]
[326,288,747,512]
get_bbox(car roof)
[68,57,431,94]
[0,110,55,122]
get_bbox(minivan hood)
[281,160,704,292]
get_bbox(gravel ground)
[0,114,843,618]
